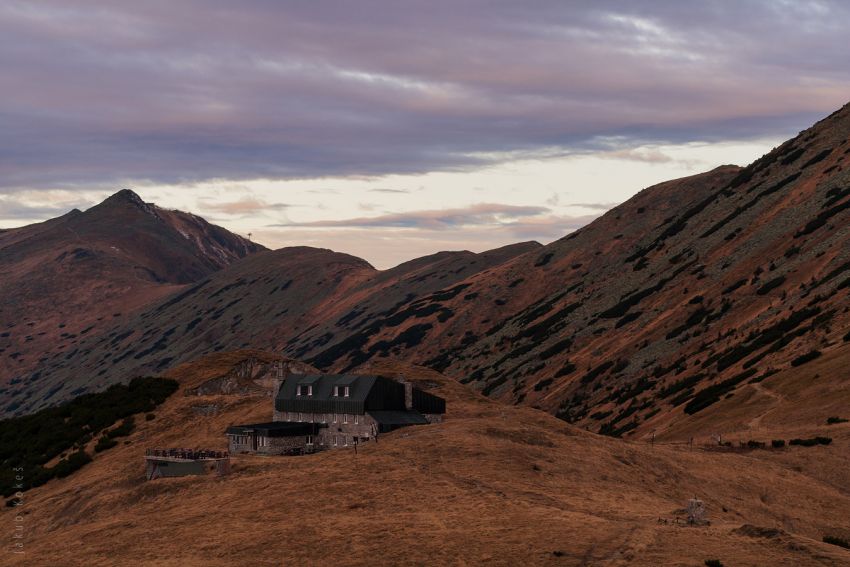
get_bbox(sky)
[1,1,849,268]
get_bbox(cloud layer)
[2,1,849,191]
[278,203,551,230]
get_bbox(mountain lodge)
[226,373,445,455]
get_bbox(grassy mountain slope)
[0,189,263,388]
[2,242,538,415]
[3,351,848,566]
[7,103,850,445]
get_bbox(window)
[354,414,360,424]
[332,413,338,423]
[298,412,303,422]
[343,436,348,446]
[333,385,351,397]
[343,414,349,424]
[306,435,313,445]
[333,435,337,446]
[297,384,313,396]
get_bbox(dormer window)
[297,384,313,396]
[333,385,350,397]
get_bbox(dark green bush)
[789,436,832,447]
[780,147,805,165]
[823,535,850,549]
[704,559,724,567]
[714,308,821,371]
[94,437,118,453]
[827,416,848,425]
[539,338,573,360]
[684,369,757,415]
[554,361,577,377]
[756,276,786,295]
[801,148,832,169]
[534,252,554,267]
[580,361,615,385]
[106,416,135,439]
[0,376,178,496]
[771,439,786,448]
[52,450,92,479]
[791,350,822,366]
[721,279,747,295]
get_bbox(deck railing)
[145,448,229,460]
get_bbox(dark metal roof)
[412,387,446,415]
[276,374,392,414]
[368,410,429,426]
[275,374,446,416]
[225,421,322,437]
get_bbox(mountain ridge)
[0,189,264,389]
[4,102,850,434]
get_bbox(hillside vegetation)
[0,377,177,497]
[3,351,848,566]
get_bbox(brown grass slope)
[3,351,849,566]
[0,189,262,391]
[3,241,538,416]
[286,101,850,441]
[445,102,850,438]
[8,103,850,444]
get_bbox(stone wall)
[273,411,378,448]
[227,433,314,455]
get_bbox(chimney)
[272,362,285,400]
[400,375,413,410]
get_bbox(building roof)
[225,421,322,437]
[367,410,429,426]
[275,373,446,416]
[276,374,390,415]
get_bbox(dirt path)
[746,382,785,430]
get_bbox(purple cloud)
[0,1,848,192]
[274,203,551,230]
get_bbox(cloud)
[565,202,620,211]
[0,192,89,222]
[197,197,290,216]
[255,212,598,269]
[0,1,848,191]
[597,148,675,164]
[274,203,551,230]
